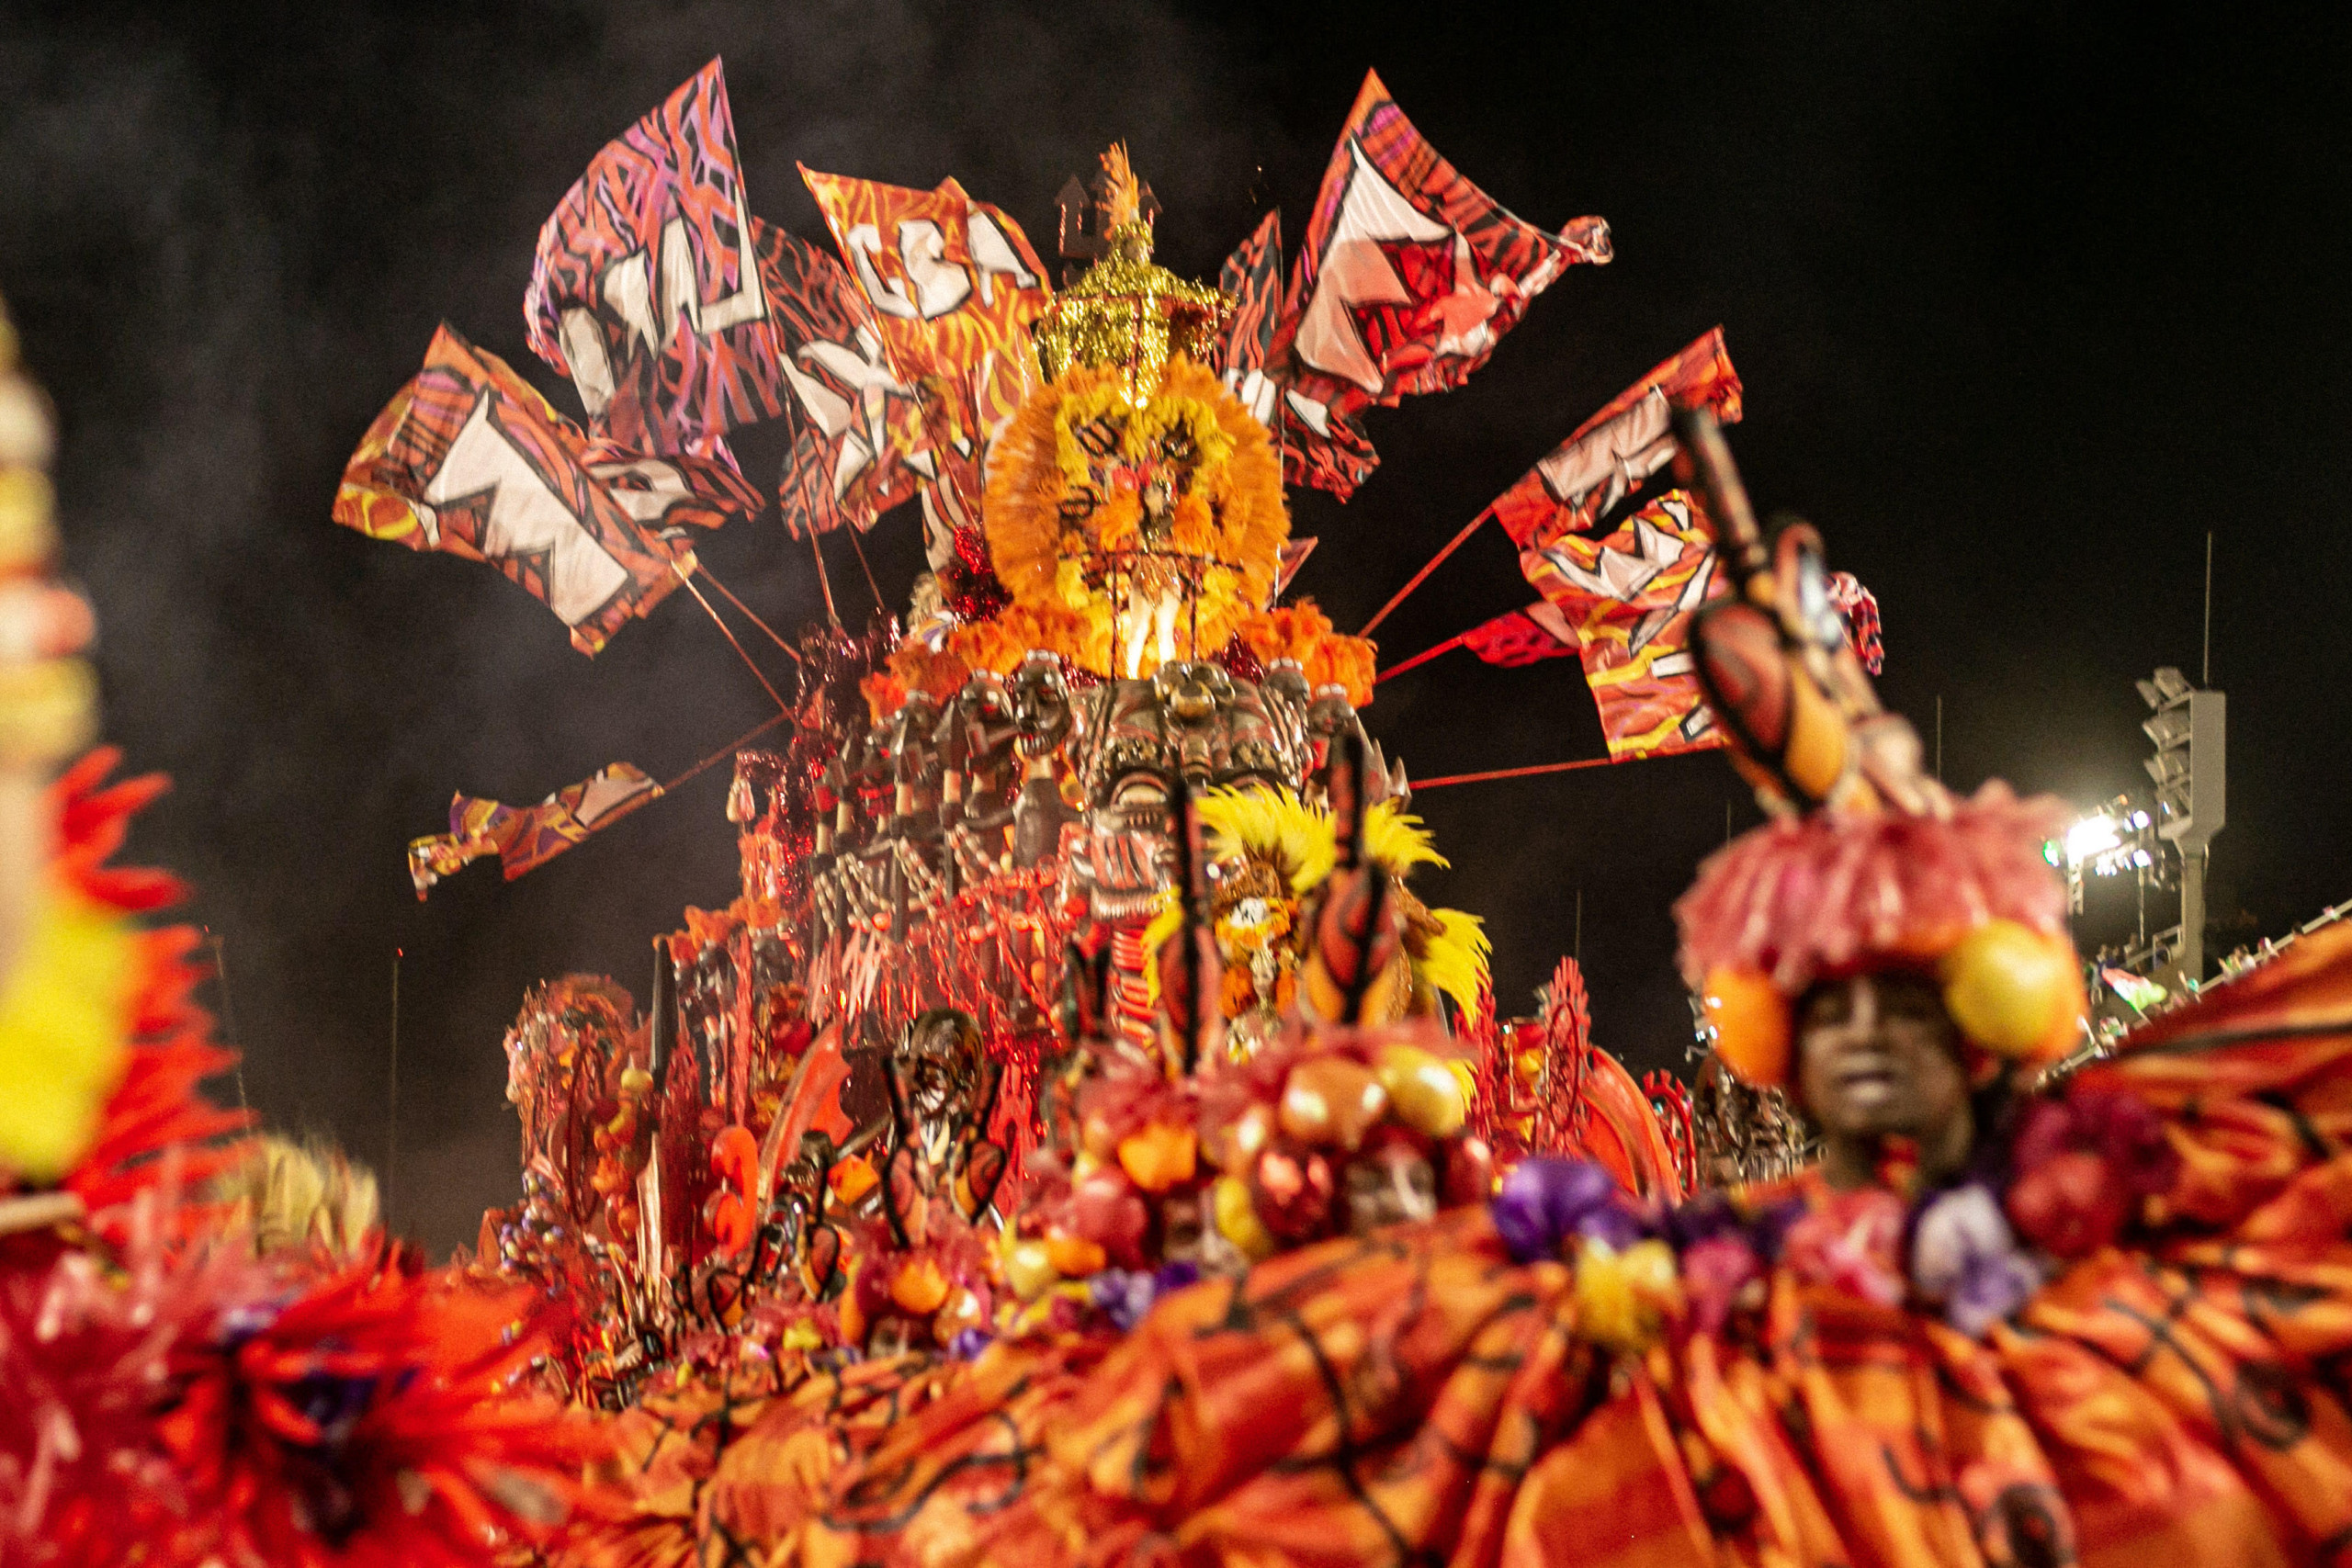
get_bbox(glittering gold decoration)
[1032,147,1230,391]
[1031,253,1232,389]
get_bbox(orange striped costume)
[779,926,2352,1568]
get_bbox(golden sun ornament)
[982,354,1288,681]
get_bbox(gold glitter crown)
[1031,145,1231,389]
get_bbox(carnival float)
[333,60,1741,1411]
[0,51,2345,1568]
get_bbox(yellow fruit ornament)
[1002,1237,1059,1302]
[1939,919,2083,1059]
[1212,1174,1277,1261]
[1116,1123,1198,1192]
[1374,1043,1468,1138]
[889,1257,952,1315]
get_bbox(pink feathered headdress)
[1675,785,2084,1086]
[1675,783,2070,994]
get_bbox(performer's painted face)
[900,1017,976,1125]
[1796,970,1973,1187]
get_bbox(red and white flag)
[335,325,752,655]
[1271,71,1611,500]
[1486,328,1744,549]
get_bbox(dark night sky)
[1,1,2346,1255]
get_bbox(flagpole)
[386,947,401,1229]
[206,929,249,1112]
[1359,513,1489,637]
[674,564,791,714]
[693,565,804,664]
[657,711,793,795]
[845,526,887,613]
[1410,755,1619,791]
[808,533,840,626]
[1374,632,1469,684]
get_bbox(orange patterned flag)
[407,762,662,898]
[1519,490,1728,759]
[517,60,920,539]
[1487,327,1744,549]
[798,168,1049,554]
[335,324,758,654]
[1272,70,1612,499]
[522,59,777,461]
[1216,209,1284,428]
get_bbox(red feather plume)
[46,750,254,1233]
[158,1258,598,1567]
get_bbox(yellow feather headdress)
[219,1134,381,1260]
[1140,785,1489,1018]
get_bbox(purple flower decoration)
[1576,1201,1648,1253]
[1153,1259,1203,1295]
[1950,1250,2041,1337]
[1091,1268,1160,1332]
[1912,1184,2043,1337]
[1491,1158,1617,1263]
[1660,1192,1742,1250]
[947,1327,993,1361]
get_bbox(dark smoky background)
[0,0,2345,1255]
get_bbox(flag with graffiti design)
[800,166,1050,555]
[523,58,781,462]
[522,58,919,539]
[1272,70,1612,499]
[1216,209,1284,432]
[1518,490,1727,759]
[408,762,662,898]
[334,324,753,654]
[1486,328,1744,550]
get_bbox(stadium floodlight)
[2064,812,2121,866]
[2138,671,2223,852]
[2135,666,2225,983]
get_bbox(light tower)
[2137,666,2225,984]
